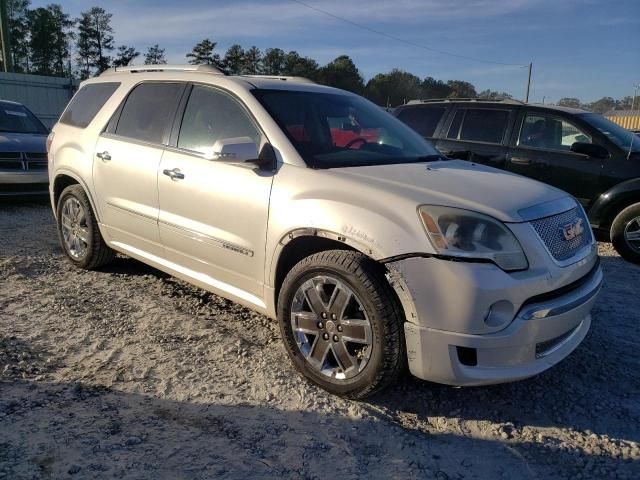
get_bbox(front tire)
[277,250,406,399]
[56,184,115,269]
[610,203,640,264]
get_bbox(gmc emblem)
[560,218,584,241]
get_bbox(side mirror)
[208,137,259,164]
[570,142,609,159]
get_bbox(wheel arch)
[270,228,400,316]
[588,178,640,235]
[52,170,100,222]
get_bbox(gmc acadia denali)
[48,65,602,398]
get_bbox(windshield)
[579,113,639,153]
[252,89,442,168]
[0,103,47,134]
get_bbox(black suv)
[394,99,640,263]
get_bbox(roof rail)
[100,64,225,76]
[406,98,524,105]
[240,75,316,84]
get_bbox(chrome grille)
[0,152,23,170]
[530,207,590,262]
[0,152,48,171]
[25,152,48,170]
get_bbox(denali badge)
[560,218,584,241]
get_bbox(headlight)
[418,205,528,271]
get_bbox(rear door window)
[115,83,183,144]
[458,109,509,144]
[396,107,446,137]
[60,82,120,128]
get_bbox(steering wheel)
[344,137,368,149]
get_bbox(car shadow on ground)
[81,252,640,448]
[100,255,171,278]
[1,336,637,479]
[367,254,640,445]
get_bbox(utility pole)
[525,62,532,103]
[0,0,13,72]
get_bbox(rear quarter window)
[59,82,120,128]
[396,106,446,137]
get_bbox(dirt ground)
[1,199,639,480]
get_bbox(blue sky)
[34,0,639,102]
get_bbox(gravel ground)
[1,200,639,480]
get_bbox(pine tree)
[262,48,285,75]
[222,44,245,74]
[7,0,31,72]
[144,44,166,65]
[113,45,140,67]
[48,4,74,76]
[26,5,73,76]
[241,46,262,74]
[75,7,114,78]
[186,38,220,66]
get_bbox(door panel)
[157,84,273,304]
[158,151,273,301]
[507,112,603,207]
[91,81,185,255]
[93,135,164,255]
[437,138,508,169]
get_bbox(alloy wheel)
[60,197,89,260]
[624,216,640,253]
[290,275,373,380]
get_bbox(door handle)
[96,151,111,161]
[162,168,185,180]
[509,156,531,165]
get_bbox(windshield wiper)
[413,155,446,162]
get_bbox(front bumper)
[390,253,602,386]
[0,170,49,196]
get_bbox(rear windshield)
[0,103,47,134]
[252,89,442,168]
[60,82,120,128]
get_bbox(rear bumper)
[0,171,49,196]
[392,254,602,386]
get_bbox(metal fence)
[0,72,79,128]
[605,112,640,131]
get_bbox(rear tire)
[277,250,406,399]
[56,184,115,269]
[610,203,640,264]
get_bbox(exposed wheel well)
[53,175,79,209]
[602,197,640,235]
[274,236,357,308]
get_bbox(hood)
[333,160,570,223]
[0,132,47,153]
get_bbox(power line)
[288,0,528,68]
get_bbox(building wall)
[0,72,79,128]
[605,114,640,130]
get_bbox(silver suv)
[48,65,602,398]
